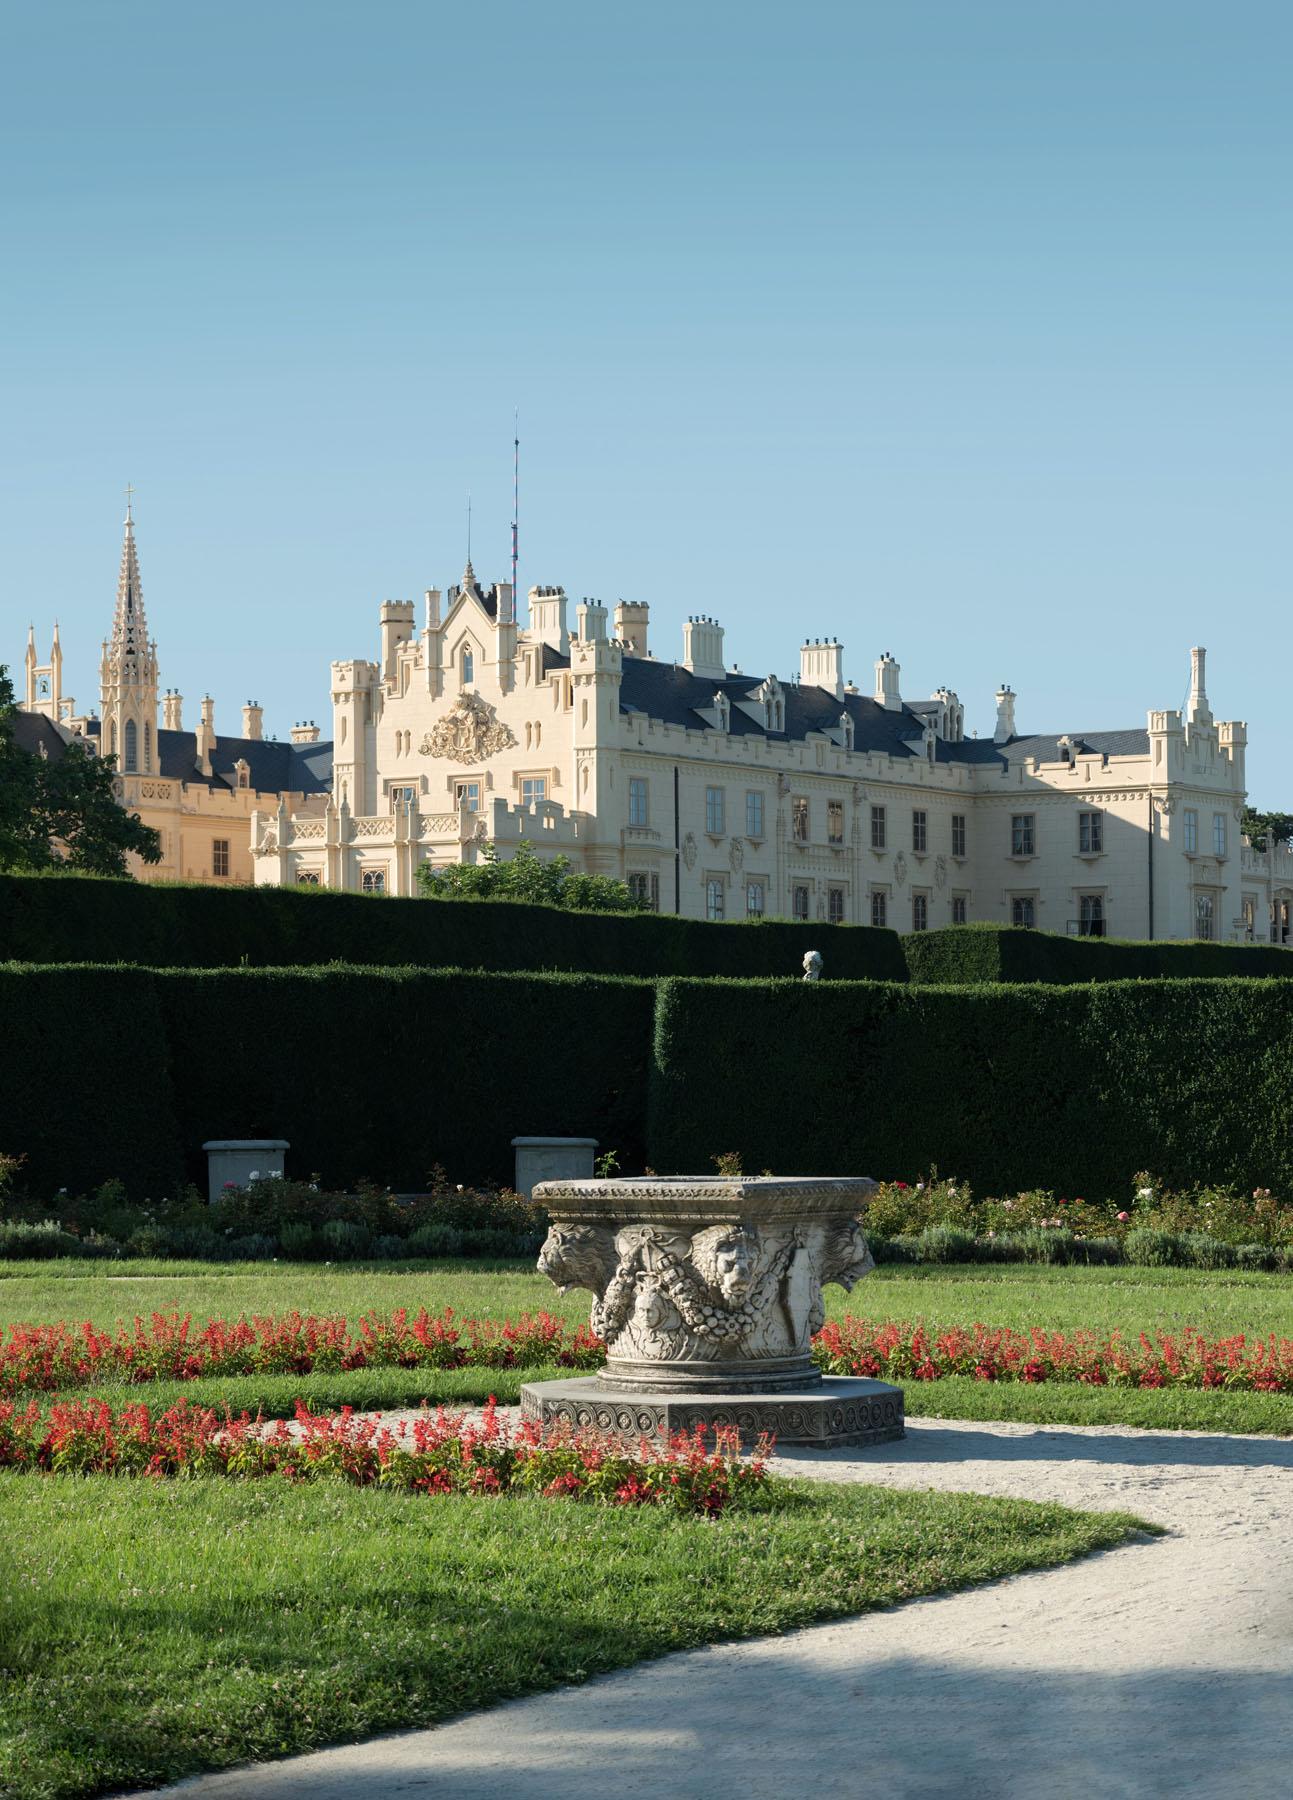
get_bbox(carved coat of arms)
[419,692,516,765]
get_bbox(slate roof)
[1003,729,1150,761]
[81,718,333,795]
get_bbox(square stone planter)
[202,1139,289,1204]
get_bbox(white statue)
[802,949,823,982]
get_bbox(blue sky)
[3,1,1290,800]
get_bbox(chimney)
[242,700,264,741]
[195,695,216,777]
[800,638,845,700]
[681,615,726,680]
[874,651,901,711]
[613,599,649,658]
[994,684,1016,743]
[162,689,183,730]
[424,587,442,630]
[380,599,416,679]
[529,585,570,652]
[1188,646,1212,725]
[575,596,609,643]
[290,721,321,745]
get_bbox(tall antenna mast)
[510,410,519,627]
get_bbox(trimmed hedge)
[648,975,1293,1197]
[0,965,653,1198]
[0,873,906,982]
[904,922,1293,985]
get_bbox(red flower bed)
[0,1395,768,1516]
[813,1317,1293,1393]
[0,1307,605,1398]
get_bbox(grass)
[0,1472,1147,1800]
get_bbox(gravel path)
[154,1414,1293,1800]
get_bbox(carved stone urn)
[520,1176,904,1449]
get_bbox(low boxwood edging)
[872,1227,1290,1271]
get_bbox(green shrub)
[407,1222,465,1258]
[0,872,905,982]
[0,1219,80,1259]
[1124,1228,1186,1267]
[278,1220,317,1259]
[321,1219,370,1260]
[225,1233,278,1261]
[904,922,1293,985]
[915,1226,978,1263]
[648,975,1293,1197]
[1235,1243,1283,1272]
[371,1234,407,1261]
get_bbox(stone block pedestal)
[521,1374,904,1450]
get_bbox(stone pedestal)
[511,1136,598,1200]
[202,1139,289,1203]
[522,1175,905,1449]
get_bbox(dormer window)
[840,712,855,751]
[714,691,730,732]
[461,647,474,685]
[235,759,250,791]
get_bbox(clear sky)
[3,1,1290,800]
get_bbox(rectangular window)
[1213,812,1227,857]
[212,839,230,878]
[1011,814,1035,857]
[454,780,480,812]
[361,868,386,893]
[951,814,966,858]
[1078,811,1103,854]
[870,889,887,928]
[827,886,845,923]
[792,796,810,842]
[628,871,660,911]
[1011,895,1036,928]
[629,778,649,827]
[705,786,725,835]
[827,800,844,845]
[951,895,967,925]
[912,892,928,932]
[746,879,765,918]
[1195,892,1215,940]
[1078,894,1105,937]
[390,785,417,811]
[706,878,725,921]
[870,805,886,850]
[912,810,927,853]
[1183,808,1198,855]
[792,883,811,920]
[521,777,547,806]
[746,790,765,838]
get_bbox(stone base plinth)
[520,1375,904,1450]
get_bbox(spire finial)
[124,482,134,523]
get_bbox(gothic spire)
[109,495,149,670]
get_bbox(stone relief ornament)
[934,855,948,889]
[419,691,517,765]
[729,837,745,872]
[893,851,908,886]
[682,831,698,871]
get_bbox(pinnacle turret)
[100,495,160,771]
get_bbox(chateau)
[17,512,1293,943]
[249,560,1293,945]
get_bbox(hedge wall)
[0,873,906,983]
[0,965,653,1198]
[903,922,1293,985]
[649,975,1293,1197]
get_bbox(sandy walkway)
[153,1415,1293,1800]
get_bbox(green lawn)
[0,1472,1146,1800]
[5,1257,1293,1434]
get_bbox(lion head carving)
[537,1223,616,1297]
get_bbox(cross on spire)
[124,482,135,522]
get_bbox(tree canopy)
[1241,808,1293,853]
[0,666,162,876]
[414,839,646,912]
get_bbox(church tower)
[99,495,159,774]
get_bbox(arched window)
[109,720,117,757]
[124,718,138,772]
[144,722,152,771]
[461,647,474,685]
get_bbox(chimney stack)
[613,599,649,658]
[290,721,321,745]
[800,638,845,700]
[874,651,901,711]
[195,694,215,776]
[162,689,183,730]
[994,684,1016,743]
[1188,646,1212,725]
[242,700,264,741]
[681,615,726,680]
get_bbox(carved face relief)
[537,1224,616,1296]
[819,1219,875,1293]
[691,1224,759,1306]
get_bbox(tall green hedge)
[903,922,1293,984]
[0,965,652,1198]
[649,975,1293,1197]
[0,872,905,982]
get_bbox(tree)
[415,839,645,912]
[0,665,162,876]
[1241,808,1293,853]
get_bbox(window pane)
[1011,815,1035,856]
[870,805,886,850]
[870,890,887,927]
[746,880,765,917]
[793,884,810,920]
[706,787,725,834]
[828,886,845,923]
[827,800,844,845]
[952,896,967,924]
[629,778,649,827]
[912,810,927,853]
[1213,813,1227,857]
[912,893,927,931]
[951,814,966,858]
[792,796,809,841]
[706,879,725,921]
[1184,809,1198,854]
[746,791,764,838]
